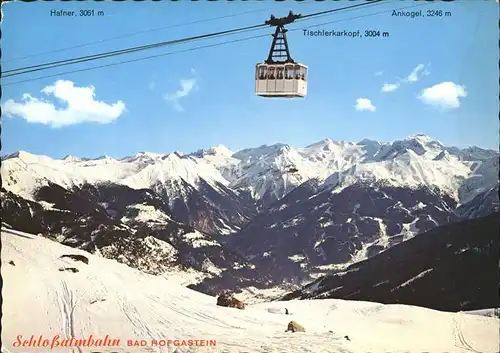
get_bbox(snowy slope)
[161,135,500,209]
[2,228,499,353]
[1,151,227,199]
[189,145,240,183]
[1,150,254,235]
[457,156,500,206]
[120,153,229,192]
[222,135,470,205]
[298,138,374,170]
[0,185,249,281]
[2,151,139,200]
[324,149,472,199]
[230,144,324,206]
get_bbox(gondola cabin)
[256,11,308,99]
[255,63,307,98]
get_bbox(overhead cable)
[2,0,386,78]
[2,1,432,87]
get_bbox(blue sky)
[2,0,498,158]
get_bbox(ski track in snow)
[2,228,499,353]
[57,280,84,353]
[453,314,483,353]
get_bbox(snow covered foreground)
[2,229,499,353]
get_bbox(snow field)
[2,229,498,353]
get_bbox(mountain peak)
[321,138,335,150]
[164,152,182,161]
[406,133,443,146]
[208,145,232,156]
[3,150,38,161]
[306,138,333,147]
[120,151,164,163]
[232,143,289,161]
[357,138,381,146]
[408,134,445,151]
[278,144,292,153]
[190,145,232,158]
[93,155,114,161]
[407,133,433,142]
[463,145,494,153]
[136,151,162,158]
[62,154,81,162]
[3,151,24,160]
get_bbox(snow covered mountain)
[1,134,498,293]
[2,228,499,353]
[1,150,256,235]
[3,134,496,213]
[193,137,497,294]
[282,212,500,312]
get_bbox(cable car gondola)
[255,11,308,99]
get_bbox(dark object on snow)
[285,308,289,315]
[216,291,245,310]
[60,254,89,264]
[344,335,350,341]
[90,298,106,304]
[285,320,305,332]
[8,260,15,266]
[59,267,79,273]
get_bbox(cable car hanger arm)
[263,11,302,64]
[265,11,302,27]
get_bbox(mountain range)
[1,134,498,296]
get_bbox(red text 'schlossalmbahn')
[13,335,121,349]
[12,335,218,350]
